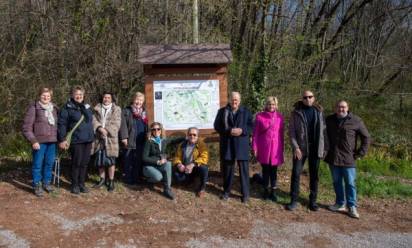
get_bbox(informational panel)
[153,79,220,130]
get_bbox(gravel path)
[186,220,412,248]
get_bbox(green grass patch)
[357,173,412,198]
[318,160,412,199]
[357,155,412,179]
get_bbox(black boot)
[163,185,175,200]
[270,189,277,202]
[93,177,106,189]
[263,188,270,200]
[107,179,115,192]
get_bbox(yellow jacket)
[173,139,209,166]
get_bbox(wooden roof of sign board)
[138,44,232,65]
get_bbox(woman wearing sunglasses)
[142,122,184,200]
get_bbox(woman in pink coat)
[252,96,284,201]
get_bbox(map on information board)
[153,79,220,130]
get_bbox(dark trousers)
[223,160,250,199]
[123,148,143,184]
[261,164,278,189]
[70,143,92,187]
[290,149,320,203]
[174,165,209,191]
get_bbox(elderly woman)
[252,96,284,202]
[142,122,184,200]
[22,87,58,197]
[119,92,148,185]
[92,92,122,192]
[58,86,94,194]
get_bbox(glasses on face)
[303,95,314,100]
[151,128,161,131]
[188,133,197,137]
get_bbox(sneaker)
[43,184,54,193]
[34,184,43,197]
[348,206,360,219]
[309,202,320,211]
[241,197,250,204]
[220,192,229,201]
[71,185,80,195]
[329,204,346,212]
[163,188,175,200]
[286,201,298,211]
[79,185,90,193]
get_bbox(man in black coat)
[214,92,253,203]
[325,100,370,219]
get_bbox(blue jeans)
[329,164,357,207]
[143,162,172,189]
[32,143,56,187]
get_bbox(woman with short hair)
[92,92,122,192]
[119,92,148,185]
[252,96,284,201]
[58,86,94,194]
[22,87,58,197]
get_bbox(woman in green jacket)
[142,122,183,200]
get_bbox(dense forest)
[0,0,411,160]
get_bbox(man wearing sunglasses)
[172,127,209,197]
[287,90,327,211]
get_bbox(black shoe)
[107,180,115,192]
[163,188,175,200]
[34,183,43,197]
[241,197,250,203]
[270,190,277,202]
[43,183,54,193]
[309,202,319,211]
[263,188,270,200]
[286,201,298,211]
[220,192,229,201]
[93,178,106,189]
[79,185,90,193]
[71,185,80,195]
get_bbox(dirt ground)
[0,160,411,248]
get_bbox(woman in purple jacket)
[22,87,58,197]
[252,96,284,202]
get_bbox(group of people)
[22,86,370,219]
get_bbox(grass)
[317,157,412,200]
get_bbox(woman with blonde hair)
[142,122,184,200]
[119,92,148,185]
[23,87,58,197]
[252,96,284,201]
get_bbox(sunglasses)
[303,95,314,100]
[151,128,161,131]
[188,133,197,137]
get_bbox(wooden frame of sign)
[138,44,232,141]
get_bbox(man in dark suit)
[214,92,253,203]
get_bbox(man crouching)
[173,127,209,197]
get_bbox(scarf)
[101,103,112,128]
[38,101,55,126]
[151,136,162,151]
[131,106,148,123]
